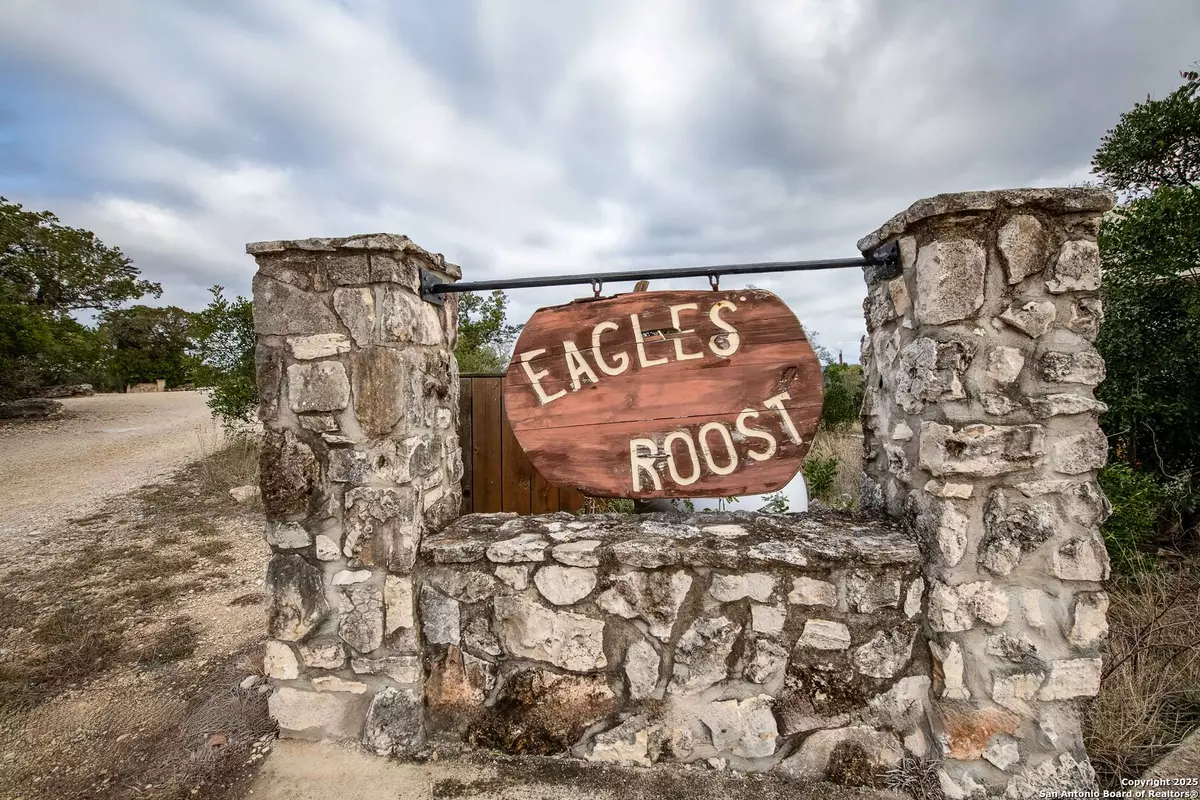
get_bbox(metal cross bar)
[419,240,899,305]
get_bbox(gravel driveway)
[0,391,221,542]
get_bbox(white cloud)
[2,0,1198,357]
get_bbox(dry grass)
[1085,562,1200,787]
[0,437,274,800]
[805,425,864,508]
[195,426,260,497]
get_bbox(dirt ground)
[0,391,219,539]
[0,396,274,800]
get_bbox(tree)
[96,305,197,391]
[191,286,256,426]
[454,290,522,373]
[1091,67,1200,562]
[0,197,160,312]
[1092,68,1200,477]
[0,197,160,397]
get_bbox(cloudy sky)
[1,1,1196,359]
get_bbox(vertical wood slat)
[458,377,474,514]
[460,374,588,515]
[501,408,533,515]
[531,470,559,515]
[472,377,504,513]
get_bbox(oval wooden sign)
[502,289,823,499]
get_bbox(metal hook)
[708,274,720,291]
[591,279,603,298]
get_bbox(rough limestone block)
[534,564,597,606]
[333,287,375,347]
[1038,658,1102,700]
[919,422,1044,477]
[709,572,775,603]
[927,580,1009,632]
[343,486,420,572]
[259,429,316,518]
[992,669,1045,717]
[253,276,340,335]
[929,640,969,700]
[493,594,606,672]
[288,333,351,360]
[363,687,425,755]
[598,570,692,642]
[788,576,836,606]
[587,717,652,767]
[269,686,369,740]
[1053,533,1110,581]
[1052,429,1108,475]
[999,299,1057,338]
[624,639,661,700]
[264,640,300,679]
[670,616,740,693]
[287,361,351,412]
[986,346,1025,386]
[699,695,779,759]
[914,239,987,325]
[1067,592,1109,649]
[266,554,329,641]
[350,347,407,437]
[1047,240,1100,293]
[778,725,903,781]
[337,580,385,654]
[998,214,1045,283]
[796,619,851,650]
[1039,351,1106,385]
[853,629,915,678]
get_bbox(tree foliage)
[454,290,522,373]
[191,286,256,425]
[96,305,196,390]
[1092,67,1200,566]
[821,363,864,431]
[0,197,160,312]
[1093,68,1200,479]
[0,197,160,398]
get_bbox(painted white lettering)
[591,320,629,376]
[562,341,600,391]
[763,392,802,444]
[520,349,567,405]
[668,303,703,361]
[698,422,738,475]
[708,301,740,357]
[736,408,777,461]
[630,313,669,368]
[663,431,701,486]
[629,438,662,492]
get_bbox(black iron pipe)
[421,241,897,301]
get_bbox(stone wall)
[249,234,463,749]
[419,510,925,779]
[858,188,1115,798]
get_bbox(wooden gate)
[458,374,586,514]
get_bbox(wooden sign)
[502,289,823,499]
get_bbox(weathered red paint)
[502,289,823,499]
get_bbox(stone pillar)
[858,189,1114,798]
[249,233,462,753]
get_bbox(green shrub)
[820,363,864,431]
[190,286,256,426]
[1099,463,1164,573]
[804,456,839,503]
